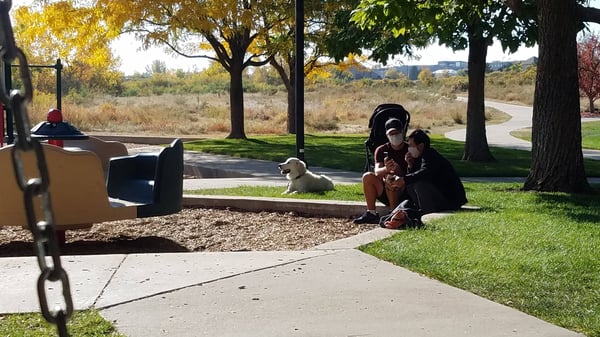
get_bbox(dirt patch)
[0,207,377,257]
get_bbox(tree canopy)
[345,0,537,161]
[13,2,122,94]
[18,0,291,138]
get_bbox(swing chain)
[1,1,73,336]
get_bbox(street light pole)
[295,0,305,162]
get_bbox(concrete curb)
[91,134,203,145]
[182,194,389,218]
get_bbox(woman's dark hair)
[408,129,430,148]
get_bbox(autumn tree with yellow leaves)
[264,0,356,134]
[13,2,123,95]
[17,0,359,138]
[17,0,286,138]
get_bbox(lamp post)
[295,0,305,162]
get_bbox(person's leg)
[354,172,384,224]
[406,181,450,214]
[362,172,384,210]
[385,186,405,210]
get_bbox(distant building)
[337,56,538,82]
[520,56,538,69]
[433,69,458,77]
[436,61,468,70]
[488,61,513,71]
[384,57,537,79]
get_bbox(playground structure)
[2,59,63,145]
[0,136,184,231]
[1,58,185,237]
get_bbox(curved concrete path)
[445,98,600,160]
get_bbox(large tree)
[102,0,284,139]
[335,0,537,161]
[509,0,600,193]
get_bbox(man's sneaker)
[353,211,380,224]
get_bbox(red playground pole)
[46,108,66,243]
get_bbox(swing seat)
[64,136,128,174]
[106,138,183,217]
[0,144,136,230]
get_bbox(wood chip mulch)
[0,207,377,257]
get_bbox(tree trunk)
[463,34,495,161]
[589,97,594,114]
[271,56,296,134]
[286,86,296,134]
[227,61,246,139]
[524,0,591,192]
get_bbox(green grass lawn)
[0,310,125,337]
[582,121,600,149]
[512,120,600,150]
[184,133,600,177]
[361,182,600,337]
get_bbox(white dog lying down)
[278,157,335,194]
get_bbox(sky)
[10,0,600,75]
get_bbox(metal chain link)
[1,1,73,336]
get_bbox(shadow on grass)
[534,192,600,224]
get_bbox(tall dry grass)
[23,79,524,137]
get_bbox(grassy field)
[512,120,600,150]
[28,81,507,137]
[362,182,600,337]
[185,134,600,177]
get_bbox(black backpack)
[363,103,411,173]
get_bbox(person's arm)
[374,160,388,177]
[403,150,443,184]
[374,146,397,178]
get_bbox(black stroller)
[363,103,411,173]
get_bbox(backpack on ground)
[379,199,423,230]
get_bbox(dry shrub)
[307,113,340,131]
[206,120,230,133]
[19,83,517,137]
[451,110,465,124]
[247,119,286,134]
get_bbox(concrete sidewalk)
[1,232,583,337]
[446,98,600,160]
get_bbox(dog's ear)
[296,159,306,170]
